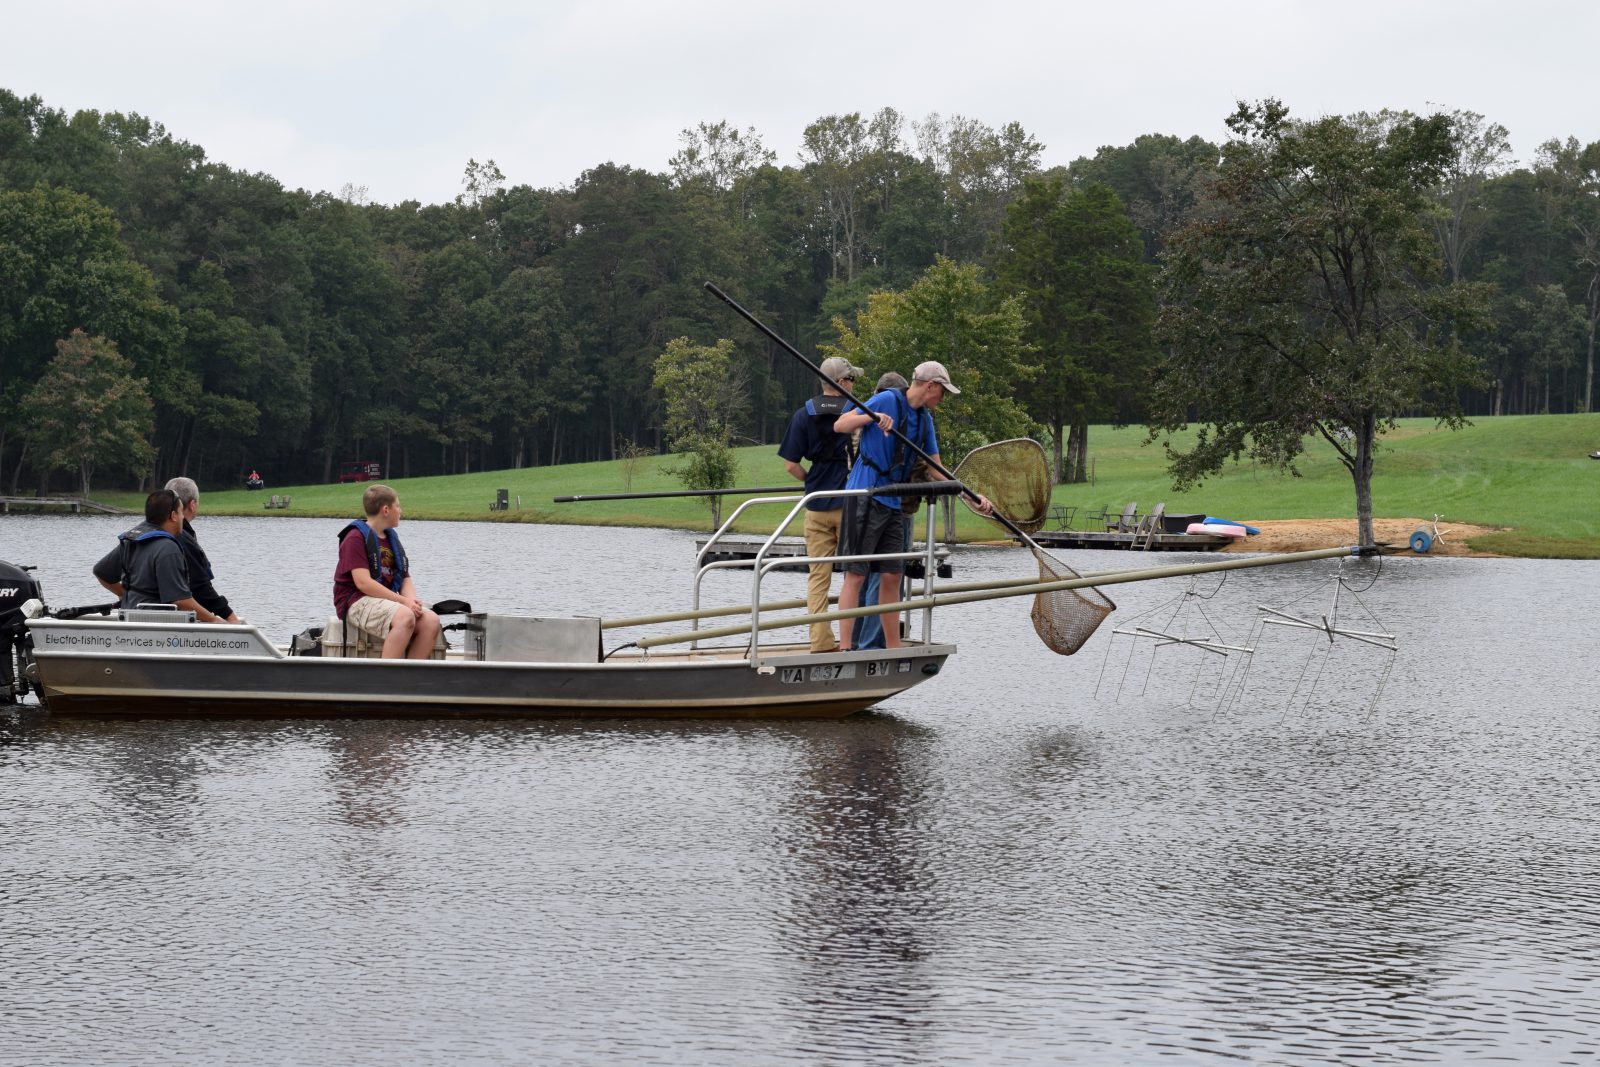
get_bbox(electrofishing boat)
[3,484,964,719]
[4,477,1384,721]
[18,616,953,719]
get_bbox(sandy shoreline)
[1229,518,1503,556]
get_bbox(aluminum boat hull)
[26,618,953,719]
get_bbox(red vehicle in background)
[337,460,382,483]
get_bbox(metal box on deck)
[121,606,197,624]
[464,614,601,664]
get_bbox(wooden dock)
[694,537,953,577]
[1025,529,1232,551]
[0,496,130,515]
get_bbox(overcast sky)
[5,0,1596,206]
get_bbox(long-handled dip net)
[953,439,1115,655]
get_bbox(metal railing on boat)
[692,481,965,670]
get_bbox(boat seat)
[319,615,446,659]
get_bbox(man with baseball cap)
[777,355,863,652]
[831,360,990,651]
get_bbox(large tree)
[1065,133,1220,262]
[994,178,1154,482]
[913,113,1043,262]
[821,255,1036,465]
[651,337,748,495]
[24,330,154,496]
[1153,101,1489,548]
[1536,138,1600,413]
[801,113,872,284]
[1429,110,1513,284]
[0,184,180,490]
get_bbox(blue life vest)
[114,526,178,578]
[856,389,924,484]
[338,518,408,593]
[121,528,177,545]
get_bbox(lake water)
[2,514,1598,1065]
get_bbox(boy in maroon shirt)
[333,484,441,659]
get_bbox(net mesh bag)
[954,439,1115,655]
[952,439,1051,533]
[1027,544,1115,655]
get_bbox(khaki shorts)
[346,595,404,638]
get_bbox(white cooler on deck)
[319,615,446,659]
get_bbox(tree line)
[2,88,1595,498]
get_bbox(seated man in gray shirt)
[93,489,228,622]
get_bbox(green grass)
[96,413,1600,558]
[1044,413,1600,559]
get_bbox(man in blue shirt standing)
[855,371,908,650]
[777,355,862,653]
[833,361,990,651]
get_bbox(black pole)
[705,281,878,419]
[555,486,797,503]
[703,280,1029,540]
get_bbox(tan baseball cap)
[912,360,961,394]
[820,356,863,381]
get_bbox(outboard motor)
[0,560,44,704]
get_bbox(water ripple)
[3,521,1599,1064]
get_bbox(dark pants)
[839,497,906,576]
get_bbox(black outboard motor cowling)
[0,560,43,703]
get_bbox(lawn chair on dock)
[1136,503,1166,549]
[1106,502,1138,533]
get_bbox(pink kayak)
[1188,522,1246,538]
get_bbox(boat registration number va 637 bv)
[780,661,907,684]
[781,663,857,683]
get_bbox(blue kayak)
[1203,516,1261,535]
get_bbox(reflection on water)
[2,514,1600,1064]
[777,715,939,1065]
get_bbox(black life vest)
[180,520,214,580]
[804,392,856,466]
[112,525,178,579]
[114,526,181,607]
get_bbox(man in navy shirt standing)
[777,355,862,653]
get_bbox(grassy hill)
[97,413,1600,558]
